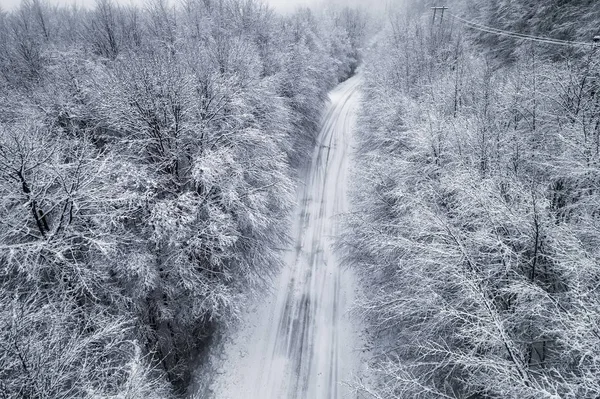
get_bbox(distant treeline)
[0,0,366,396]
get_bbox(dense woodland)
[343,0,600,398]
[4,0,599,397]
[0,0,366,396]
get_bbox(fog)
[0,0,382,12]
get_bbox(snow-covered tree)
[343,4,600,398]
[0,0,358,393]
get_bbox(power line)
[450,13,594,47]
[447,13,595,48]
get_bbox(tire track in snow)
[208,75,363,399]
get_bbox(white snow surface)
[205,76,364,399]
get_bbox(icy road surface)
[208,75,363,399]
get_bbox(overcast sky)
[0,0,325,12]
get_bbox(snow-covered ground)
[204,76,365,399]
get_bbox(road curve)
[209,75,362,399]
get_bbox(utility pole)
[431,6,449,25]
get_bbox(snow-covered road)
[208,75,363,399]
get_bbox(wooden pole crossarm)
[431,6,449,25]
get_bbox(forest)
[343,0,600,398]
[0,0,364,396]
[2,0,600,398]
